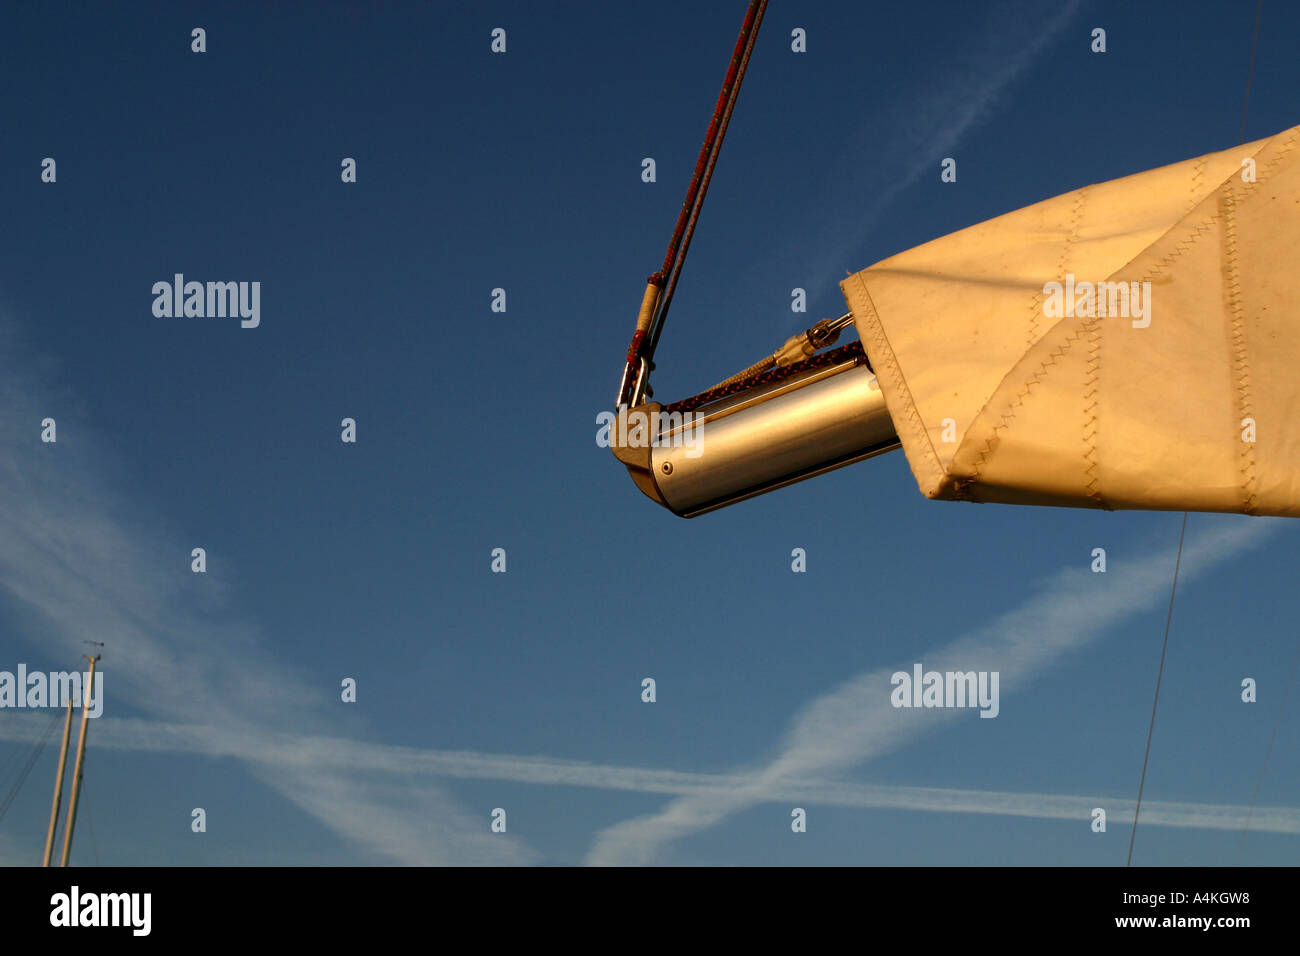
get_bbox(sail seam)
[1029,187,1086,351]
[845,271,945,496]
[1187,158,1206,214]
[1136,214,1219,284]
[958,324,1088,502]
[1257,125,1300,178]
[1082,310,1105,507]
[962,210,1221,503]
[1221,187,1258,514]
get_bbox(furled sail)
[842,123,1300,516]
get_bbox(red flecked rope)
[662,342,870,415]
[619,0,768,407]
[650,0,766,290]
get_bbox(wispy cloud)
[582,518,1278,865]
[796,0,1084,297]
[3,712,1296,838]
[0,318,536,866]
[0,307,1285,865]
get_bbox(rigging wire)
[0,730,28,793]
[0,707,63,826]
[1127,512,1187,867]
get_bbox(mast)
[41,698,75,867]
[58,653,99,867]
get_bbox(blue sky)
[1,0,1297,866]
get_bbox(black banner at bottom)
[0,866,1287,942]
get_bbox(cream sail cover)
[842,124,1300,516]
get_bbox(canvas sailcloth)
[842,123,1300,517]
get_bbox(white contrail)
[0,318,535,866]
[2,713,1296,836]
[794,0,1084,299]
[583,518,1280,865]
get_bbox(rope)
[648,0,767,287]
[697,316,855,393]
[645,0,768,355]
[663,341,868,414]
[619,0,769,406]
[702,353,777,393]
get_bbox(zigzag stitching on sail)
[1138,214,1220,283]
[955,324,1088,502]
[1221,187,1259,515]
[1188,157,1206,214]
[1082,311,1104,507]
[1028,187,1087,350]
[1257,125,1300,178]
[959,211,1223,502]
[849,272,946,495]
